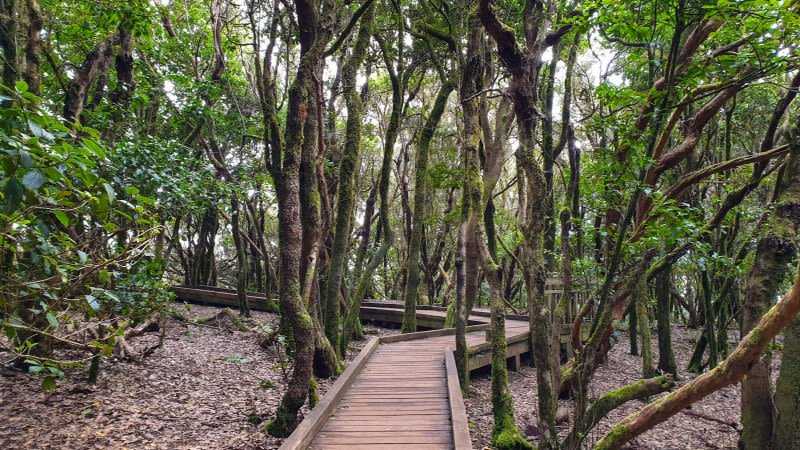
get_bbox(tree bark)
[740,121,800,450]
[23,0,42,95]
[773,316,800,448]
[322,1,374,354]
[655,267,677,376]
[401,82,454,332]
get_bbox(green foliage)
[0,85,168,382]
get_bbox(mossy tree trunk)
[455,12,483,387]
[773,316,800,448]
[23,0,43,96]
[479,0,578,446]
[459,15,529,446]
[740,125,800,449]
[401,82,454,333]
[700,269,718,368]
[595,262,800,450]
[629,298,639,356]
[267,64,317,436]
[741,120,800,449]
[322,0,374,355]
[638,287,655,378]
[0,0,18,90]
[267,0,340,436]
[563,375,675,450]
[342,3,397,353]
[231,197,250,317]
[489,268,532,450]
[655,266,678,376]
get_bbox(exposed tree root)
[169,308,278,346]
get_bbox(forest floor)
[2,307,780,450]
[0,303,394,450]
[465,325,781,449]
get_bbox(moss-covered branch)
[563,375,674,449]
[595,262,800,450]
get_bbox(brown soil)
[0,303,393,450]
[3,308,776,450]
[464,325,781,449]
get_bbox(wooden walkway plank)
[297,311,533,450]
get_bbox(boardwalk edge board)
[445,348,474,449]
[279,337,380,450]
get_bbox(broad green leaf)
[103,183,116,204]
[53,210,69,227]
[46,311,58,328]
[41,376,57,392]
[27,119,54,141]
[22,170,45,190]
[86,295,99,311]
[3,178,23,212]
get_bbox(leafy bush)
[0,82,169,384]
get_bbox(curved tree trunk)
[595,261,800,450]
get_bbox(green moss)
[594,424,630,450]
[606,380,642,403]
[493,426,534,450]
[308,375,319,409]
[297,311,312,328]
[748,329,761,347]
[265,405,295,438]
[265,300,280,315]
[562,363,574,379]
[444,302,456,328]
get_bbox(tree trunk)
[63,36,116,123]
[401,82,454,332]
[773,316,800,448]
[740,123,800,450]
[638,288,655,378]
[322,1,374,354]
[595,262,800,450]
[23,0,42,95]
[655,267,678,376]
[0,0,17,89]
[231,198,250,317]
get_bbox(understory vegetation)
[1,0,800,448]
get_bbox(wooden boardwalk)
[283,305,531,450]
[172,286,589,449]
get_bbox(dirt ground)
[1,307,775,449]
[0,303,392,450]
[464,325,779,449]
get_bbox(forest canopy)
[1,0,800,449]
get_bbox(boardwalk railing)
[445,348,472,449]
